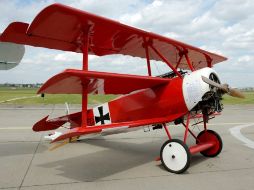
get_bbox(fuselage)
[103,67,221,124]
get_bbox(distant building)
[0,83,43,88]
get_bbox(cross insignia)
[94,106,110,125]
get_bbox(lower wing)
[51,112,185,143]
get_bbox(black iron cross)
[95,106,110,124]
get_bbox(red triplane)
[0,4,244,173]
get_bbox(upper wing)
[0,3,227,70]
[38,69,170,94]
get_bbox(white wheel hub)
[162,141,188,172]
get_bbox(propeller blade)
[202,76,245,99]
[201,76,228,92]
[228,88,245,99]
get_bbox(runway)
[0,105,254,190]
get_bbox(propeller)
[202,76,245,99]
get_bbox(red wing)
[0,3,227,69]
[51,113,185,143]
[38,69,170,94]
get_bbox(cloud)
[0,0,254,87]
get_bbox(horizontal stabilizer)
[33,111,82,131]
[33,115,67,132]
[38,69,170,95]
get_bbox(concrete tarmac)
[0,104,254,190]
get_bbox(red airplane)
[0,3,244,174]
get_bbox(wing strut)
[174,52,183,70]
[148,43,182,78]
[143,38,152,76]
[184,50,194,71]
[81,30,89,128]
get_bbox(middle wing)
[38,69,170,94]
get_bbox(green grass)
[222,92,254,105]
[0,87,253,105]
[0,87,117,105]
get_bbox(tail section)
[33,107,99,132]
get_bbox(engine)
[182,67,224,114]
[191,72,224,116]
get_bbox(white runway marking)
[201,122,252,126]
[0,95,40,104]
[0,127,31,130]
[230,124,254,149]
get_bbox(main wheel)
[160,139,191,174]
[196,130,223,157]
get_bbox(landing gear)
[160,139,191,174]
[158,112,223,174]
[196,130,223,157]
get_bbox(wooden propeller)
[202,76,245,99]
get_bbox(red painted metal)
[196,131,222,156]
[184,52,194,71]
[189,142,215,155]
[144,44,152,76]
[37,69,170,94]
[48,76,189,142]
[82,35,89,127]
[182,122,198,142]
[183,113,191,143]
[163,124,171,140]
[175,54,183,69]
[82,40,88,71]
[82,87,88,127]
[205,54,213,68]
[109,77,188,123]
[33,111,84,131]
[52,113,188,143]
[33,115,66,132]
[149,44,182,78]
[0,4,227,70]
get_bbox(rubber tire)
[196,130,223,157]
[160,139,191,174]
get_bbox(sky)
[0,0,253,87]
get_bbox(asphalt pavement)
[0,104,254,190]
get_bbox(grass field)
[0,87,253,105]
[222,92,254,105]
[0,87,117,105]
